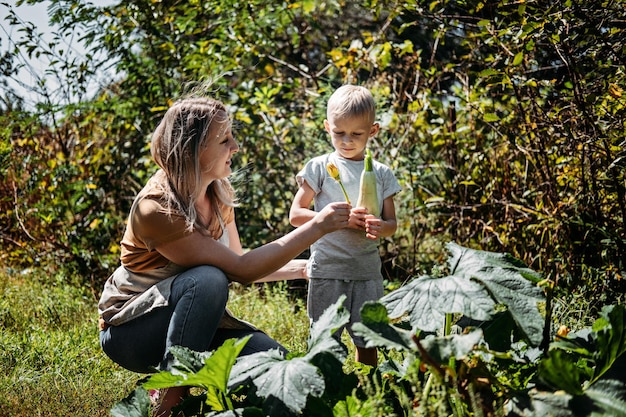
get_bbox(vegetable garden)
[1,0,624,416]
[112,243,626,417]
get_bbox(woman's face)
[199,113,239,182]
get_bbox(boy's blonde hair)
[326,85,376,123]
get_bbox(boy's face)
[324,114,379,161]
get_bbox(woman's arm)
[156,202,349,284]
[226,217,307,282]
[254,259,307,282]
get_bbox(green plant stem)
[444,313,453,336]
[338,181,351,205]
[421,373,434,409]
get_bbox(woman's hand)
[313,202,351,233]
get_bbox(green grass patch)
[0,270,321,416]
[0,269,137,416]
[228,282,310,354]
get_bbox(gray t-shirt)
[296,152,402,281]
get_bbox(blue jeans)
[100,265,287,373]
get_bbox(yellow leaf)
[608,84,623,98]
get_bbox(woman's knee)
[196,265,229,291]
[100,328,162,373]
[175,265,230,301]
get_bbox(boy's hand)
[364,215,382,240]
[348,207,370,231]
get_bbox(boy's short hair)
[326,85,376,123]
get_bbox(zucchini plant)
[112,243,626,417]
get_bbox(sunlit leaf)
[419,330,484,364]
[110,387,150,417]
[381,273,495,333]
[447,242,545,346]
[352,301,414,351]
[229,349,323,414]
[228,298,349,414]
[381,243,545,346]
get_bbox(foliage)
[387,0,626,292]
[112,244,626,417]
[1,5,625,414]
[0,0,624,318]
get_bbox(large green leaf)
[505,390,574,417]
[305,294,350,361]
[144,338,248,391]
[419,329,484,364]
[229,349,324,414]
[380,243,545,346]
[351,301,415,351]
[144,338,249,411]
[381,274,495,333]
[591,304,626,383]
[585,379,626,417]
[538,349,590,395]
[110,387,150,417]
[228,297,349,414]
[506,379,626,417]
[447,242,545,346]
[354,301,484,367]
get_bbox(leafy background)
[1,0,624,340]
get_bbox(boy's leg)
[347,279,384,366]
[307,278,344,330]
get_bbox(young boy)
[289,85,402,366]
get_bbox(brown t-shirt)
[119,172,233,272]
[98,172,237,327]
[120,191,190,272]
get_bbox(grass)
[0,270,330,416]
[228,281,311,354]
[0,269,137,416]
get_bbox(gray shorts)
[307,278,384,348]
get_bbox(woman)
[98,96,350,416]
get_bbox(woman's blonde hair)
[150,97,236,236]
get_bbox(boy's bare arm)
[289,182,317,227]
